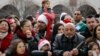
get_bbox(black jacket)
[80,27,92,39]
[52,33,87,56]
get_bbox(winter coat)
[80,27,92,39]
[0,33,12,53]
[52,33,87,56]
[31,50,48,56]
[5,48,30,56]
[13,29,35,43]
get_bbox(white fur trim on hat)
[60,12,67,20]
[37,14,48,25]
[38,39,51,50]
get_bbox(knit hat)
[38,39,51,50]
[37,14,48,25]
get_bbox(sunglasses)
[74,13,80,15]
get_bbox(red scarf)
[43,14,51,41]
[0,33,13,53]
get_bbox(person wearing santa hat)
[60,12,74,25]
[38,39,51,51]
[37,14,51,41]
[37,39,52,56]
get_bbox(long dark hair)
[9,39,28,56]
[51,23,64,43]
[0,20,11,33]
[93,24,100,41]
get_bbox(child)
[38,39,52,56]
[38,39,51,51]
[88,42,100,56]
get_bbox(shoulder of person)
[76,33,85,40]
[55,34,63,40]
[13,34,19,40]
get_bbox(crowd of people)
[0,0,100,56]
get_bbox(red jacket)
[0,33,13,53]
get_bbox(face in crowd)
[41,44,50,51]
[74,10,82,22]
[33,23,39,33]
[21,20,33,33]
[7,19,17,33]
[86,17,99,31]
[37,21,47,30]
[10,39,27,55]
[64,23,76,39]
[16,41,26,55]
[57,25,64,34]
[0,20,10,33]
[93,24,100,41]
[88,42,100,56]
[42,0,50,8]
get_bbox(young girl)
[88,42,100,56]
[5,39,29,56]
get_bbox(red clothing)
[16,29,35,43]
[0,33,13,53]
[36,7,55,21]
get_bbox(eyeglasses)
[74,13,80,15]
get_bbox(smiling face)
[0,21,9,33]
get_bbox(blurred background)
[0,0,100,21]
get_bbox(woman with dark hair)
[7,17,20,34]
[0,20,13,53]
[51,23,64,44]
[6,39,29,56]
[13,19,35,43]
[93,24,100,46]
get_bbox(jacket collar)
[62,33,78,43]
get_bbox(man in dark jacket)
[80,15,99,39]
[52,23,86,56]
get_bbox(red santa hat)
[37,14,51,41]
[38,39,51,50]
[37,14,48,25]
